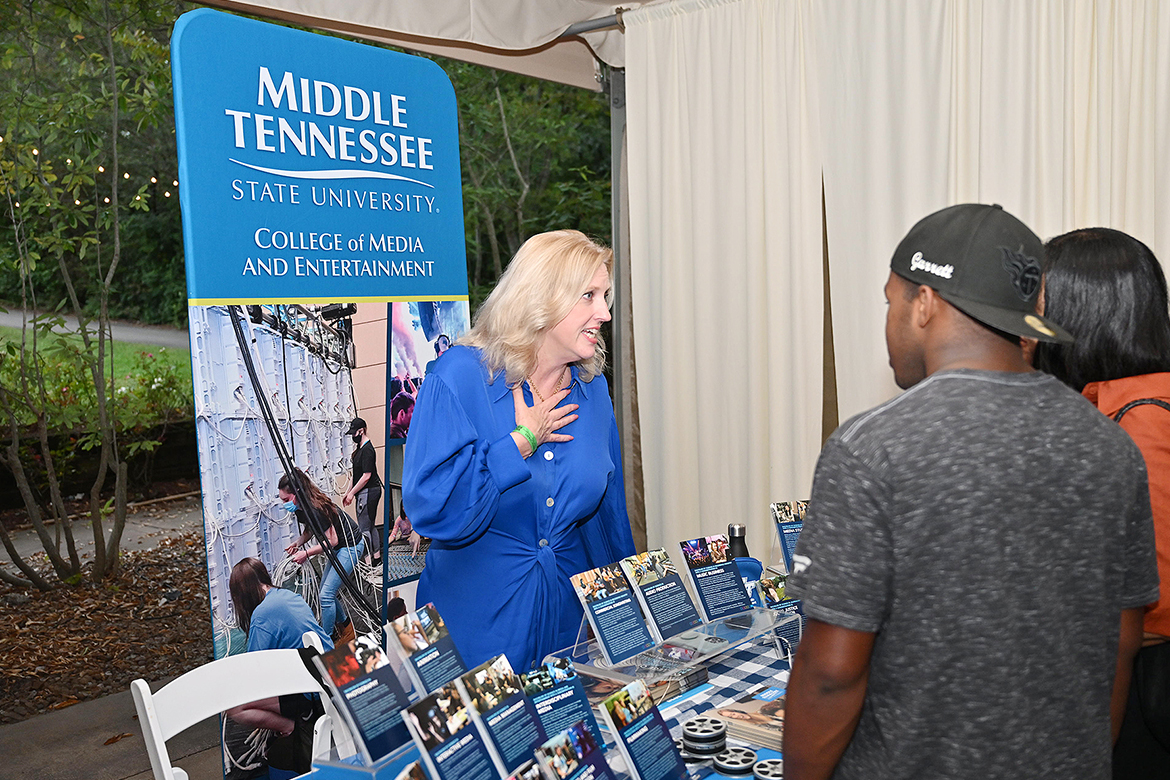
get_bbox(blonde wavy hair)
[462,230,613,386]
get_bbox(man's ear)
[915,285,944,329]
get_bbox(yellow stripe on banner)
[187,295,470,305]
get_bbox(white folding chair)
[131,647,336,780]
[301,630,358,761]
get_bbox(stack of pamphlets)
[710,682,786,751]
[575,663,707,710]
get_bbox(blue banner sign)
[172,9,467,304]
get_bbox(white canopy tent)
[207,0,1170,562]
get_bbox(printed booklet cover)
[570,563,655,666]
[533,720,615,780]
[711,682,786,751]
[518,658,604,746]
[313,630,414,764]
[770,500,808,574]
[597,680,686,780]
[456,654,547,776]
[390,602,468,694]
[618,549,702,643]
[678,534,753,622]
[405,680,497,780]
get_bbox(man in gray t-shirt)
[784,205,1159,780]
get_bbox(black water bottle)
[727,523,750,558]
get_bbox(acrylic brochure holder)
[548,607,793,685]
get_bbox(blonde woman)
[403,230,635,671]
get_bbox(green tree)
[0,0,181,586]
[443,60,612,309]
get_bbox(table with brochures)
[306,635,790,780]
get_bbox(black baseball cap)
[890,203,1073,344]
[346,417,367,435]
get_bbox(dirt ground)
[0,531,212,725]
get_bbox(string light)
[14,201,19,207]
[172,180,178,186]
[98,166,105,172]
[164,191,171,197]
[74,199,80,205]
[32,148,38,155]
[123,172,129,179]
[134,195,141,201]
[103,197,109,203]
[150,177,157,183]
[66,158,72,164]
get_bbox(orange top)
[1083,373,1170,637]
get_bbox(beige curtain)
[625,0,1170,562]
[821,0,1170,420]
[625,0,825,559]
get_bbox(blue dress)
[403,346,635,671]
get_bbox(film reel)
[753,758,784,779]
[713,746,758,775]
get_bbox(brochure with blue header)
[390,602,468,694]
[619,549,702,643]
[678,534,753,621]
[570,563,655,666]
[597,680,685,780]
[405,681,497,780]
[518,658,604,747]
[456,654,547,776]
[533,720,615,780]
[312,630,413,765]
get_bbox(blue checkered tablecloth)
[658,637,792,736]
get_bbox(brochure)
[405,681,498,780]
[770,500,808,574]
[710,682,786,751]
[390,602,468,694]
[596,680,686,780]
[618,549,702,643]
[517,658,604,746]
[532,720,615,780]
[678,534,753,621]
[569,563,655,666]
[456,654,547,776]
[758,572,803,654]
[312,630,414,765]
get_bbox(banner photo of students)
[171,10,468,773]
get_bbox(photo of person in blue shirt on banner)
[403,229,636,671]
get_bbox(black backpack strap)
[1113,398,1170,422]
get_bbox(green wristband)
[513,425,538,454]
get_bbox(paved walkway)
[0,309,189,350]
[0,494,203,575]
[1,495,224,779]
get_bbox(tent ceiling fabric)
[202,0,662,90]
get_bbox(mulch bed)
[0,531,213,725]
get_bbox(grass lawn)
[0,325,191,381]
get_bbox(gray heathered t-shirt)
[787,369,1159,780]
